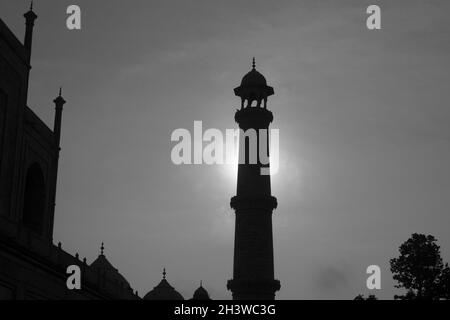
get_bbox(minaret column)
[53,88,66,148]
[23,2,37,63]
[227,59,280,300]
[46,89,66,240]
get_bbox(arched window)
[23,163,46,235]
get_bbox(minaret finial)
[30,1,33,11]
[200,280,203,287]
[100,242,104,255]
[252,57,256,70]
[59,87,62,97]
[162,268,167,279]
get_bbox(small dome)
[240,69,267,87]
[192,282,211,300]
[144,269,184,300]
[234,58,274,101]
[90,246,131,289]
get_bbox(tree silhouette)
[439,265,450,300]
[390,233,450,300]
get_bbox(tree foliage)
[390,233,450,300]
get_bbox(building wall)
[0,16,138,300]
[0,18,29,223]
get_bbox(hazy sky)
[1,0,450,299]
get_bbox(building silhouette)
[143,268,184,300]
[0,5,140,300]
[0,6,278,300]
[191,281,212,300]
[227,58,281,300]
[0,5,213,301]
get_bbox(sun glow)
[219,135,282,189]
[220,138,239,186]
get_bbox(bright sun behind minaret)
[220,139,239,186]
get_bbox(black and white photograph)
[0,0,449,316]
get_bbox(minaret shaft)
[227,61,280,300]
[23,4,37,63]
[47,91,66,239]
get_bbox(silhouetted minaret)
[47,89,66,240]
[227,59,280,300]
[23,2,37,63]
[53,88,66,148]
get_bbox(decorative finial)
[30,1,33,11]
[200,280,203,287]
[100,242,104,255]
[162,268,166,279]
[252,57,256,70]
[59,87,62,97]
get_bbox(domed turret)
[234,58,274,109]
[191,281,211,300]
[241,69,267,87]
[144,269,184,300]
[90,242,132,290]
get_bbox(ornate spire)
[52,86,66,149]
[24,1,37,18]
[53,87,66,105]
[23,0,37,61]
[162,268,167,279]
[252,57,256,70]
[100,242,104,255]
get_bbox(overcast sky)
[1,0,450,299]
